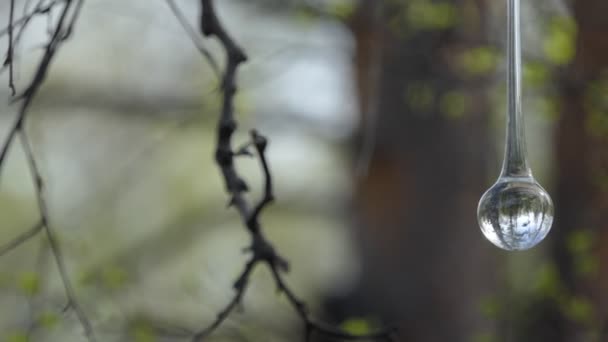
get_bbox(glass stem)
[500,0,532,179]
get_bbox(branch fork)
[195,1,396,341]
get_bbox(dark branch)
[194,1,396,341]
[0,221,43,257]
[0,1,95,340]
[0,0,62,78]
[164,0,220,77]
[249,130,274,225]
[192,258,257,342]
[6,0,16,95]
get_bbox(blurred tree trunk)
[341,1,497,340]
[550,1,608,340]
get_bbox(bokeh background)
[0,0,606,341]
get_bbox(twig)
[193,1,396,341]
[0,0,62,38]
[5,0,16,95]
[19,129,95,340]
[0,221,43,257]
[164,0,220,77]
[192,259,256,341]
[0,1,96,340]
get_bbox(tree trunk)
[343,1,498,340]
[550,1,608,340]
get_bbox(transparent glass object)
[477,0,554,250]
[478,178,553,250]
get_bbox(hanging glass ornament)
[477,0,554,251]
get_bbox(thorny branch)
[192,1,396,341]
[164,0,220,78]
[0,0,95,341]
[0,1,396,341]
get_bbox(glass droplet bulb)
[478,0,554,250]
[477,177,554,250]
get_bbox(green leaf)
[39,311,60,329]
[328,2,356,21]
[566,230,593,255]
[531,96,559,120]
[478,296,501,318]
[562,296,594,324]
[534,262,562,299]
[341,318,373,335]
[6,332,28,342]
[523,62,550,87]
[543,16,577,65]
[441,90,468,119]
[460,47,499,76]
[405,82,435,112]
[101,265,128,290]
[131,322,156,342]
[574,255,599,278]
[408,1,458,30]
[471,332,497,342]
[18,272,40,296]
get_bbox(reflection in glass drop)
[477,178,554,250]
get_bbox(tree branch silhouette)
[2,1,396,341]
[0,0,95,340]
[6,0,16,95]
[164,0,220,78]
[192,1,396,341]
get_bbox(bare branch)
[164,0,220,77]
[0,221,43,257]
[192,258,257,342]
[20,117,96,342]
[194,1,396,340]
[6,0,16,95]
[0,1,95,340]
[249,130,274,225]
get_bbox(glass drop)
[477,178,554,251]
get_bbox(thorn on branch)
[234,141,254,157]
[196,0,395,341]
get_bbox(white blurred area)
[0,1,360,340]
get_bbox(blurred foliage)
[326,1,356,20]
[38,311,59,330]
[459,47,500,76]
[534,262,563,299]
[471,332,496,342]
[479,227,603,340]
[340,317,377,335]
[100,265,129,291]
[584,77,608,138]
[405,82,435,113]
[1,0,606,341]
[530,96,560,121]
[17,272,40,296]
[543,16,577,65]
[130,321,156,342]
[567,230,600,278]
[440,90,469,119]
[6,332,29,342]
[387,0,458,34]
[406,0,458,30]
[479,295,501,319]
[562,296,594,325]
[523,62,550,88]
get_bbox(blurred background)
[0,0,606,341]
